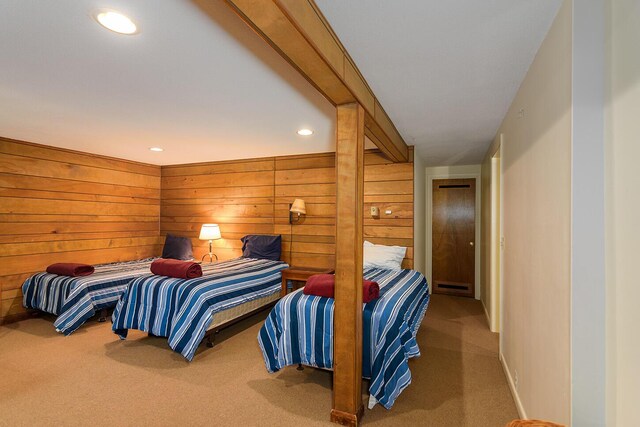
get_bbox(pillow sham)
[363,240,406,271]
[161,234,194,261]
[241,235,282,261]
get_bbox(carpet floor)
[0,294,517,426]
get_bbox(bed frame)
[201,297,279,348]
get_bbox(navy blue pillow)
[161,234,193,260]
[241,235,282,261]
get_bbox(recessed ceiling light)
[149,147,163,152]
[297,129,313,136]
[95,11,138,35]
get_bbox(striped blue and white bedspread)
[258,268,429,410]
[22,258,155,336]
[112,258,288,361]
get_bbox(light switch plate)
[370,206,380,217]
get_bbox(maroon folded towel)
[304,274,335,298]
[362,280,380,303]
[46,263,95,277]
[150,258,202,279]
[303,274,380,303]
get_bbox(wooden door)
[432,178,476,297]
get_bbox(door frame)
[426,165,481,299]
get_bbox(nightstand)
[281,266,335,296]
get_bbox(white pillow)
[363,241,406,271]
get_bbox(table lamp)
[199,223,221,262]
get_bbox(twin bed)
[112,257,287,361]
[259,267,429,409]
[23,258,156,335]
[21,238,429,409]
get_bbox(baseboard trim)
[481,300,491,329]
[0,310,36,326]
[500,351,527,419]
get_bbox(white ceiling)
[0,0,337,165]
[0,1,562,167]
[316,0,563,166]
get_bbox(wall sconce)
[289,199,306,224]
[199,223,221,263]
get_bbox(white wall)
[490,1,573,422]
[606,0,640,424]
[425,164,481,298]
[571,0,606,424]
[413,153,426,275]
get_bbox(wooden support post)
[331,103,365,426]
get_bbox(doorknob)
[470,242,474,246]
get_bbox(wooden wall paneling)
[271,149,414,270]
[0,138,161,325]
[160,158,276,261]
[275,152,337,269]
[1,137,415,326]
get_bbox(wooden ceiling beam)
[222,0,409,163]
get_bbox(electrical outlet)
[514,370,519,389]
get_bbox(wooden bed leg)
[98,308,108,323]
[297,363,304,371]
[206,333,215,348]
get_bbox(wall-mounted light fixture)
[289,199,306,224]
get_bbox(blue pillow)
[161,234,193,260]
[241,235,282,261]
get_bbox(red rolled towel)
[46,263,95,277]
[151,258,202,279]
[303,274,380,303]
[304,274,335,298]
[362,280,380,303]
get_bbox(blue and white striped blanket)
[258,268,429,409]
[22,258,155,335]
[112,257,288,361]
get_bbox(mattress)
[207,292,280,331]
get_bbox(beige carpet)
[0,295,517,426]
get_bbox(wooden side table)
[281,266,334,296]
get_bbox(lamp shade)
[290,199,306,215]
[199,224,221,240]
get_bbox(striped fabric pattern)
[22,258,155,335]
[112,257,288,361]
[258,268,429,410]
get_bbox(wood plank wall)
[0,140,412,325]
[161,149,414,269]
[0,138,161,324]
[161,158,276,260]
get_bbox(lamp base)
[201,253,218,263]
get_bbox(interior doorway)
[432,178,476,297]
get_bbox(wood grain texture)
[162,149,414,271]
[432,179,475,297]
[0,137,161,324]
[332,103,365,423]
[1,138,414,325]
[218,0,408,162]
